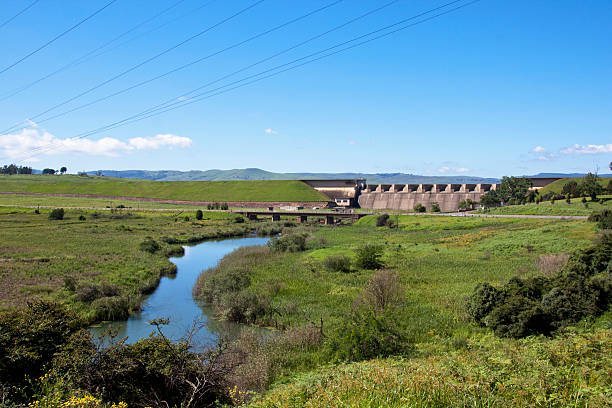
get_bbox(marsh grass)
[0,207,251,322]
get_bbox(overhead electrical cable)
[0,0,41,30]
[8,0,396,155]
[7,0,480,163]
[28,0,398,127]
[1,0,265,134]
[0,0,191,102]
[99,0,470,124]
[0,0,118,76]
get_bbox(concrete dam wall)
[358,183,497,212]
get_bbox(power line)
[0,0,192,102]
[25,0,356,127]
[1,0,265,134]
[7,0,481,162]
[95,0,470,125]
[0,0,118,76]
[0,0,40,30]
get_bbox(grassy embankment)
[538,177,611,196]
[0,206,288,322]
[191,215,611,407]
[0,175,328,202]
[475,195,612,216]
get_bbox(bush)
[139,237,160,253]
[195,209,203,220]
[49,208,64,220]
[588,209,612,229]
[430,202,441,212]
[269,233,307,252]
[323,254,352,273]
[234,215,245,223]
[78,215,86,221]
[221,202,229,210]
[0,302,87,402]
[413,203,426,213]
[355,244,385,270]
[376,214,390,227]
[467,235,612,338]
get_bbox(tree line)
[0,164,68,175]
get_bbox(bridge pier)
[247,214,258,221]
[271,214,280,222]
[325,215,334,225]
[297,215,308,223]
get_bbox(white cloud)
[0,127,192,159]
[560,143,612,155]
[348,140,357,145]
[264,128,278,135]
[531,146,547,153]
[128,134,192,150]
[437,166,470,174]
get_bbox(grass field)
[475,195,612,216]
[0,175,328,202]
[214,215,596,333]
[2,203,610,406]
[538,176,611,196]
[0,193,204,209]
[192,214,611,406]
[0,207,260,322]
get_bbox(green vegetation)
[2,197,611,407]
[0,193,206,209]
[0,175,328,202]
[467,234,611,338]
[539,176,611,196]
[0,207,255,321]
[188,214,610,406]
[476,195,612,216]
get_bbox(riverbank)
[192,215,612,406]
[0,206,285,323]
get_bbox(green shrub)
[588,209,612,229]
[195,209,203,220]
[78,214,86,221]
[0,302,86,402]
[269,233,307,252]
[139,237,160,253]
[376,214,390,227]
[413,203,426,213]
[234,215,245,223]
[467,235,612,338]
[430,202,441,212]
[355,244,385,270]
[221,202,229,210]
[48,208,64,220]
[323,254,352,273]
[327,308,413,361]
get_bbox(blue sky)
[0,0,610,177]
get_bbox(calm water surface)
[90,236,269,345]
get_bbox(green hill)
[538,176,611,196]
[0,175,328,202]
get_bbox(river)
[90,236,269,346]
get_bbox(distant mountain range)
[81,168,611,184]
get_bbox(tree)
[561,180,581,198]
[195,209,203,220]
[42,168,56,175]
[480,189,501,208]
[496,176,533,205]
[60,166,67,174]
[580,172,603,200]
